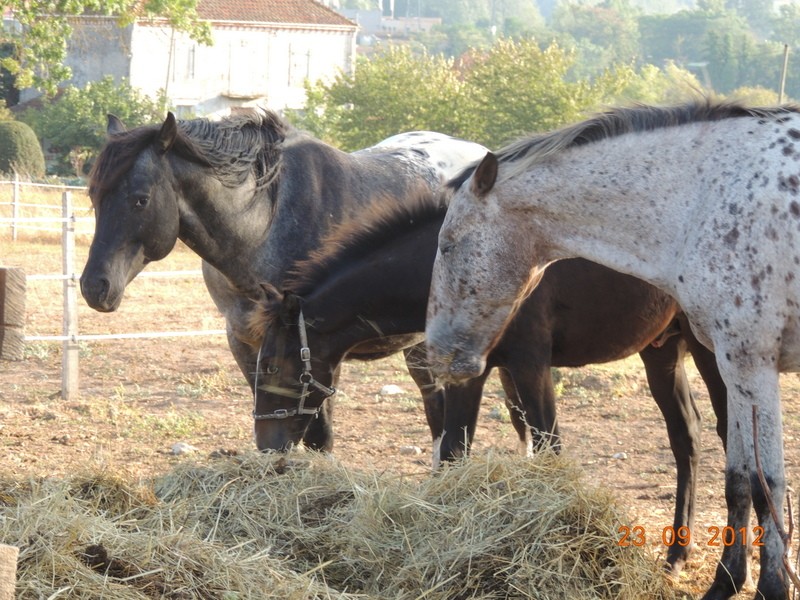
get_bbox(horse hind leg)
[639,337,702,575]
[680,313,728,449]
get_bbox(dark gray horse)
[79,109,487,451]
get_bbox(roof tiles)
[197,0,355,27]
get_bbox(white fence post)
[61,191,79,400]
[10,173,19,241]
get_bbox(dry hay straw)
[0,451,682,599]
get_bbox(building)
[24,0,357,117]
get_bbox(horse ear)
[257,282,283,306]
[107,114,126,135]
[157,112,178,154]
[471,152,498,197]
[283,292,303,317]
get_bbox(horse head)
[80,113,182,311]
[426,152,544,383]
[250,284,337,452]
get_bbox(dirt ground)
[4,235,800,598]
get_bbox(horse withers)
[426,99,800,600]
[247,191,726,575]
[79,109,487,452]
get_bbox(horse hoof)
[662,557,686,579]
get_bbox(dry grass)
[1,451,685,599]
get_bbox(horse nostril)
[80,276,112,308]
[91,278,109,300]
[448,354,485,381]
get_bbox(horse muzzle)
[426,338,487,383]
[79,275,123,312]
[444,353,487,382]
[253,418,308,452]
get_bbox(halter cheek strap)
[253,308,337,421]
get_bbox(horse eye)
[266,366,279,375]
[439,242,453,256]
[133,195,149,209]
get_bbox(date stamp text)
[617,525,764,548]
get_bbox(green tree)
[418,0,491,24]
[290,38,635,151]
[772,4,800,47]
[728,85,784,105]
[552,0,641,72]
[0,1,211,95]
[19,75,165,176]
[726,0,773,38]
[417,23,494,57]
[460,39,633,147]
[0,42,18,108]
[617,62,704,104]
[290,45,466,150]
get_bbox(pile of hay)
[1,451,682,599]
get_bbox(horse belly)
[541,262,679,367]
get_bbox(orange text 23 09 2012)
[617,525,765,548]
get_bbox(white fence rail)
[2,188,227,400]
[0,177,91,239]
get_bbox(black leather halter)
[252,307,337,421]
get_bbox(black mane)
[497,98,800,177]
[284,187,449,297]
[446,98,800,191]
[89,109,293,203]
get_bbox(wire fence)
[1,183,227,400]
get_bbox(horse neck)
[300,219,441,363]
[171,156,272,290]
[504,133,707,293]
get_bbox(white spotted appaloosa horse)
[425,99,800,600]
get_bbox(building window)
[288,44,310,86]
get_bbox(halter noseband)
[253,307,337,421]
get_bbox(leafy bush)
[0,120,45,177]
[20,76,166,176]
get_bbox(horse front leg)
[496,368,533,456]
[501,359,561,453]
[403,344,489,466]
[638,336,702,576]
[437,373,491,464]
[403,344,448,466]
[703,361,786,600]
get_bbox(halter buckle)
[252,408,294,420]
